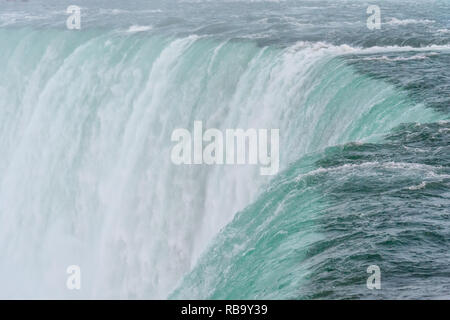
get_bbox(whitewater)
[0,0,449,299]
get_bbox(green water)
[0,0,449,299]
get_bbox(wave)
[290,41,450,55]
[386,18,435,26]
[360,53,439,61]
[126,25,154,33]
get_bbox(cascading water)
[0,0,449,299]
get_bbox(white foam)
[386,18,435,26]
[126,25,153,33]
[295,162,443,182]
[361,53,439,61]
[408,182,427,190]
[293,42,450,56]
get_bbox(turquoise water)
[0,0,449,299]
